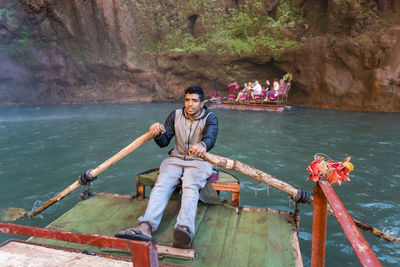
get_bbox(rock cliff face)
[280,28,400,111]
[0,0,399,112]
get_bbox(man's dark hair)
[185,85,204,102]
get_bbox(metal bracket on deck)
[80,183,94,200]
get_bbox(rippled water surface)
[0,103,399,266]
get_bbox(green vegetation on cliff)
[130,0,303,57]
[0,4,55,66]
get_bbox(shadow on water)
[0,104,399,266]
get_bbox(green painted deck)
[29,193,302,266]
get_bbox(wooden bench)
[136,168,240,208]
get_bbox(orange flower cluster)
[306,156,354,185]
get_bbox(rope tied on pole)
[295,188,313,204]
[79,169,97,185]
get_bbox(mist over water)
[0,103,399,266]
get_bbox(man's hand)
[188,143,207,158]
[150,122,166,136]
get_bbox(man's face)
[184,93,204,118]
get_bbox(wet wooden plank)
[193,205,237,266]
[212,207,239,266]
[247,210,268,266]
[183,206,300,267]
[265,210,288,265]
[156,245,196,259]
[0,240,131,266]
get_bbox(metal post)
[318,181,382,267]
[311,182,327,267]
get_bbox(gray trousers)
[138,156,212,235]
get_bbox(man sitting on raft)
[115,85,218,249]
[235,82,250,101]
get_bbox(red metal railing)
[311,180,382,267]
[0,223,158,267]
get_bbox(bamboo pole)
[27,180,82,217]
[203,153,299,198]
[203,152,400,243]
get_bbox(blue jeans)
[138,156,212,235]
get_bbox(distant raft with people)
[208,78,292,112]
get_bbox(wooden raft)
[28,193,303,266]
[208,101,291,112]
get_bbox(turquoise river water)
[0,103,399,266]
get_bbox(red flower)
[306,157,327,182]
[307,156,354,185]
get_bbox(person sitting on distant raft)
[235,82,250,101]
[265,80,272,91]
[278,79,289,95]
[263,80,272,101]
[251,80,262,99]
[264,78,279,101]
[115,85,218,249]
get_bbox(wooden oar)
[203,152,400,243]
[1,131,154,221]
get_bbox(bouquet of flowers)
[307,154,354,185]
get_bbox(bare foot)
[114,222,153,242]
[137,222,152,238]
